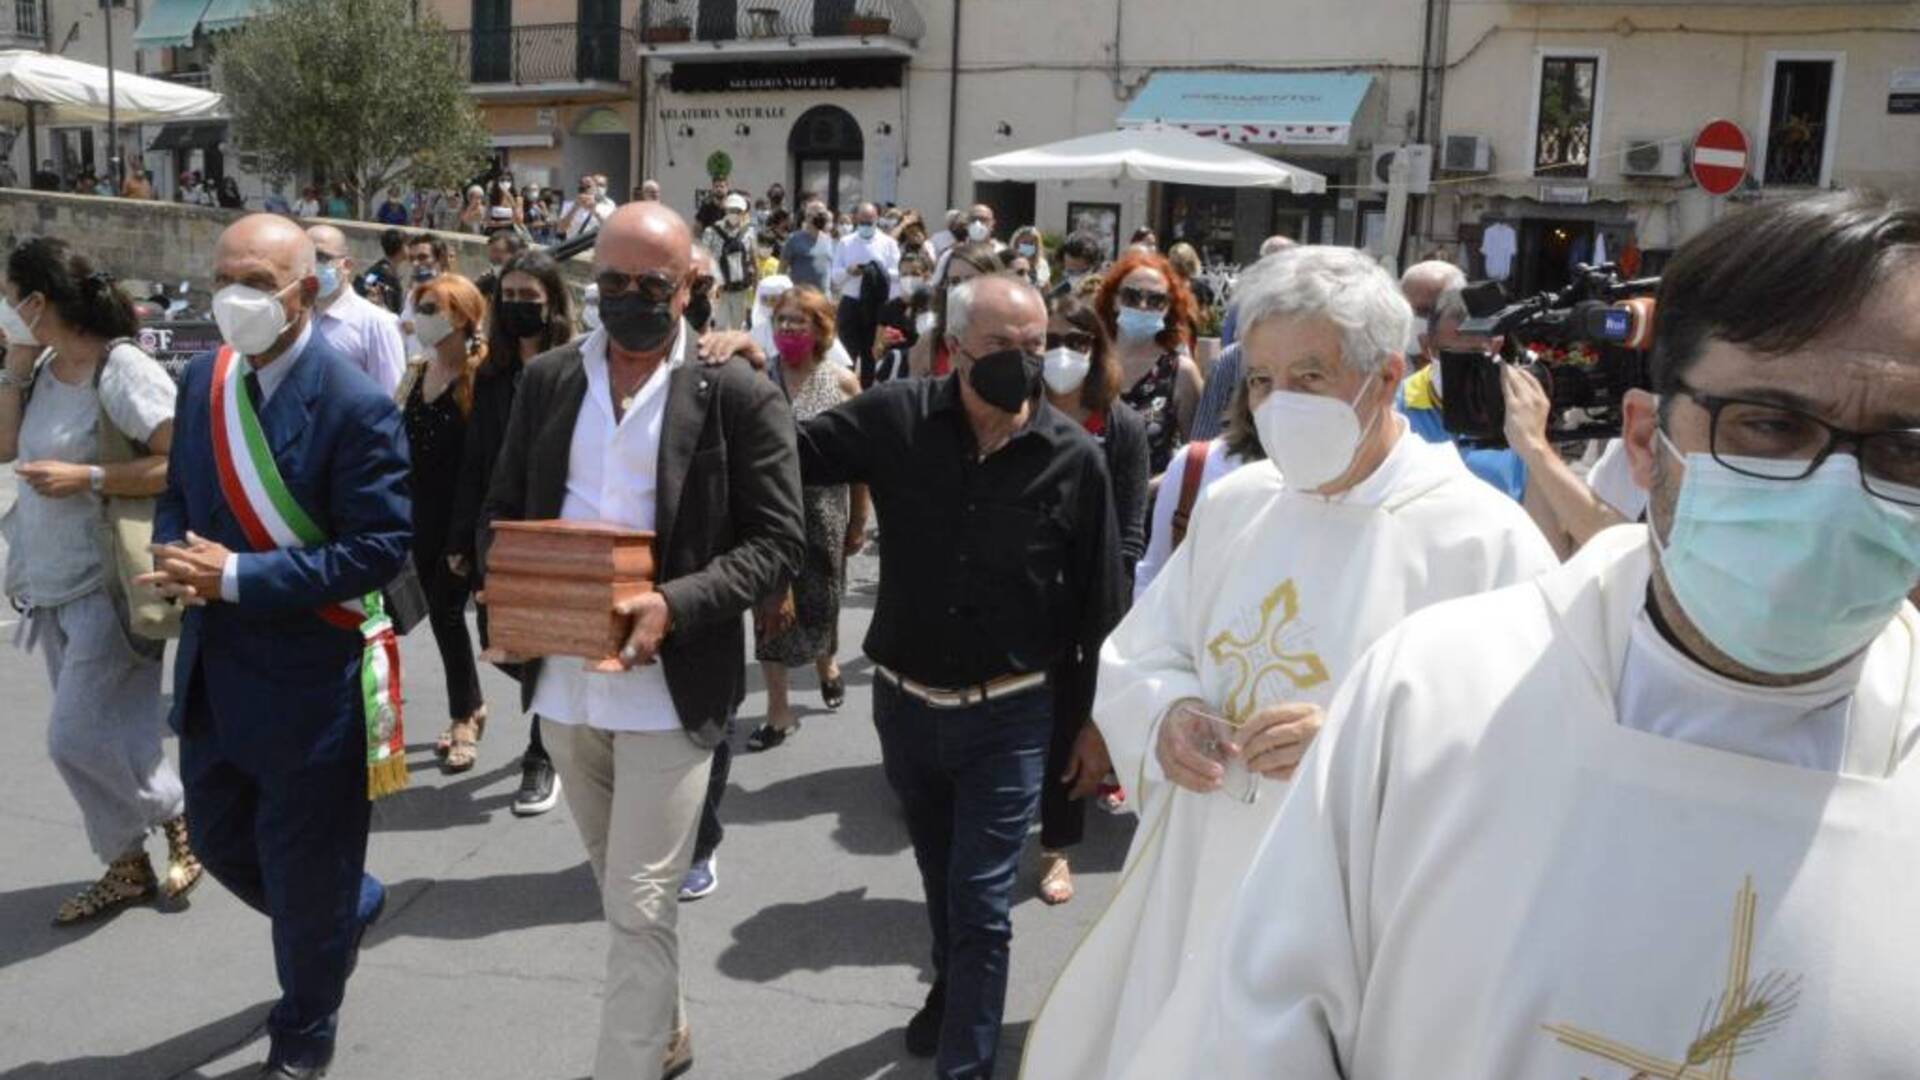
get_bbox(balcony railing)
[639,0,925,46]
[161,70,215,90]
[443,23,639,87]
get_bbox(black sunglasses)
[1118,286,1171,312]
[594,270,680,304]
[1046,331,1096,353]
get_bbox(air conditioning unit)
[1369,144,1433,195]
[1620,136,1685,178]
[1440,134,1492,175]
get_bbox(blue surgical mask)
[1653,433,1920,675]
[858,223,876,240]
[315,263,341,299]
[1115,305,1165,344]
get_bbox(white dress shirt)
[529,327,685,734]
[829,229,901,301]
[313,285,406,394]
[219,320,316,602]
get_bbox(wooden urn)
[478,521,657,672]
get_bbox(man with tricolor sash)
[141,214,412,1080]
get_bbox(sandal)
[746,721,798,753]
[54,851,158,926]
[821,675,846,710]
[159,815,203,903]
[444,709,487,774]
[433,728,454,758]
[1038,850,1074,906]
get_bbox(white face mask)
[212,281,296,357]
[900,275,924,295]
[967,220,991,243]
[914,311,936,337]
[1042,347,1091,395]
[414,312,456,350]
[0,294,41,346]
[1254,377,1383,492]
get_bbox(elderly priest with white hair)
[1159,191,1920,1078]
[1020,245,1557,1079]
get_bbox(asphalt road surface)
[0,466,1136,1079]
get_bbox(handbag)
[94,341,181,640]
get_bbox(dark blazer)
[480,327,805,749]
[1099,402,1151,571]
[155,327,413,774]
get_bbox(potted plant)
[644,3,692,44]
[844,5,892,35]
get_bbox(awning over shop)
[149,120,226,152]
[1118,71,1374,147]
[132,0,214,49]
[199,0,269,35]
[971,126,1325,193]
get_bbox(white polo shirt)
[529,327,685,734]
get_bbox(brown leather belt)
[875,666,1047,710]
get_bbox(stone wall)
[0,190,589,296]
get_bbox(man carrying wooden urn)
[481,202,804,1080]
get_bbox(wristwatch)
[88,466,105,493]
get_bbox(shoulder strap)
[1168,440,1211,552]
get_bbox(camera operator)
[1501,365,1631,553]
[1163,190,1920,1078]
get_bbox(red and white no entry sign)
[1691,119,1750,196]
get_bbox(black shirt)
[798,375,1127,690]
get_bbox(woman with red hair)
[400,273,490,772]
[1094,249,1205,474]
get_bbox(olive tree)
[219,0,490,218]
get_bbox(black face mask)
[496,300,549,340]
[951,222,969,241]
[599,291,677,353]
[964,348,1039,413]
[684,293,713,333]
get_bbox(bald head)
[597,202,694,282]
[946,273,1045,354]
[1400,260,1466,316]
[1259,235,1298,258]
[305,224,353,304]
[215,213,320,358]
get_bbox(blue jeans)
[873,678,1052,1079]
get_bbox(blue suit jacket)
[155,329,412,774]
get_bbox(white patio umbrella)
[0,48,223,125]
[971,126,1326,193]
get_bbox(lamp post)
[101,0,119,190]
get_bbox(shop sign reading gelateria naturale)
[667,58,906,95]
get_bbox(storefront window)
[789,105,864,212]
[1161,184,1236,265]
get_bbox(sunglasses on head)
[594,270,680,304]
[1046,331,1096,353]
[1118,286,1170,312]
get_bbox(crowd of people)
[3,179,1919,1080]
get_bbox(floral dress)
[1121,351,1180,474]
[756,362,850,666]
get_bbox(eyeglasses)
[1118,286,1170,312]
[1046,331,1095,353]
[594,270,680,304]
[1676,383,1920,506]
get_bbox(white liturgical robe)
[1172,526,1920,1079]
[1020,424,1558,1079]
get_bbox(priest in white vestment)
[1021,246,1557,1079]
[1166,191,1920,1078]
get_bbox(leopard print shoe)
[160,816,203,902]
[53,851,158,927]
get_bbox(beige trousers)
[542,719,713,1080]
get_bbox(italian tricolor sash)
[209,346,408,799]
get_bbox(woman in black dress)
[1095,249,1206,476]
[448,251,573,812]
[399,274,488,773]
[1032,295,1151,904]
